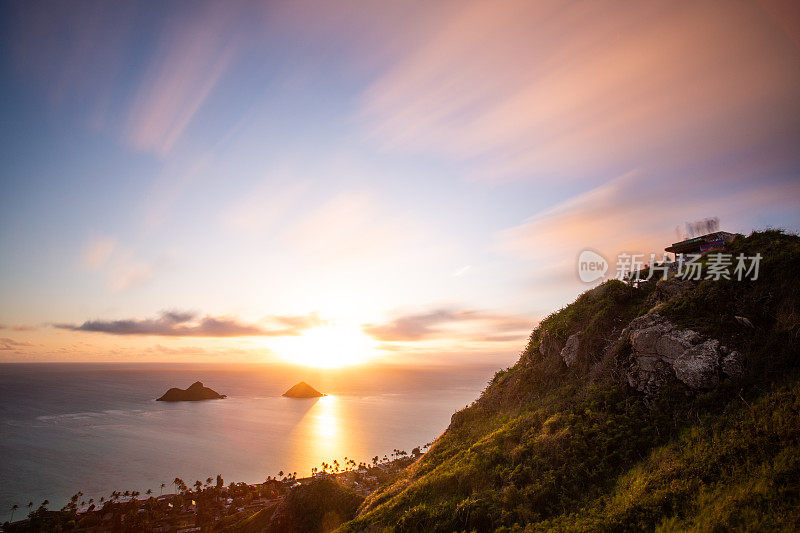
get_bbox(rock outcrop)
[282,381,325,398]
[560,332,582,367]
[620,313,743,393]
[539,329,562,361]
[156,381,226,401]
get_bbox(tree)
[216,474,224,489]
[9,504,18,522]
[160,483,166,495]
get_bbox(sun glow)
[274,324,378,368]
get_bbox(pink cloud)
[363,308,532,342]
[496,170,800,309]
[357,1,800,182]
[124,3,245,156]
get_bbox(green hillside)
[342,230,800,532]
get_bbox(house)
[665,231,737,257]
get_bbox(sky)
[1,0,799,365]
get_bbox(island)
[282,381,325,398]
[156,381,226,401]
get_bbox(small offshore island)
[282,381,325,398]
[156,381,226,402]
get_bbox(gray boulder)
[673,340,721,389]
[560,332,583,367]
[621,313,743,393]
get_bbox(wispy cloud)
[54,310,322,338]
[363,308,531,342]
[0,338,34,350]
[496,169,800,308]
[79,234,161,292]
[82,235,116,270]
[358,1,800,182]
[123,3,246,156]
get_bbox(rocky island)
[282,381,325,398]
[156,381,226,401]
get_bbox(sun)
[274,324,378,368]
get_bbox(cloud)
[123,2,248,155]
[146,344,209,356]
[363,308,532,342]
[79,234,161,292]
[54,310,322,338]
[0,338,34,350]
[82,235,116,270]
[495,169,800,310]
[357,0,800,182]
[12,325,37,332]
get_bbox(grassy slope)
[342,231,800,532]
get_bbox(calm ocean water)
[0,362,499,512]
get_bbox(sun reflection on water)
[310,395,340,454]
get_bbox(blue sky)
[1,0,798,364]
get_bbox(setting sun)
[274,324,378,368]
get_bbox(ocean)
[0,362,500,512]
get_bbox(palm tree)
[278,470,284,479]
[145,489,152,497]
[27,501,33,514]
[9,504,19,522]
[160,483,166,495]
[173,478,182,494]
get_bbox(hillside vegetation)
[341,230,800,532]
